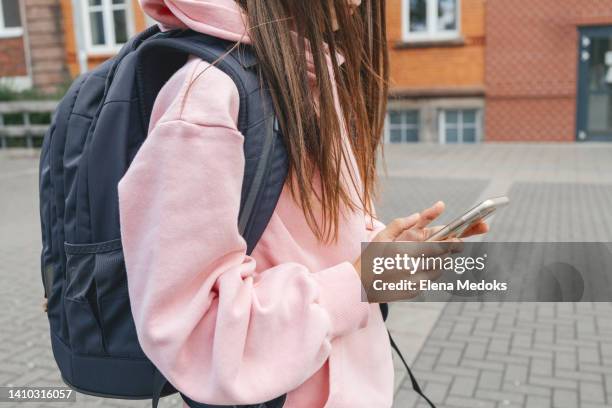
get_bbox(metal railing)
[0,101,57,148]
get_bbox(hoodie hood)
[139,0,344,79]
[140,0,251,43]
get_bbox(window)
[387,109,420,143]
[0,0,22,38]
[85,0,133,53]
[402,0,459,42]
[439,109,481,143]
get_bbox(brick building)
[387,0,612,143]
[0,0,70,93]
[2,0,611,142]
[486,0,612,142]
[385,0,486,143]
[0,0,148,94]
[58,0,149,79]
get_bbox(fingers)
[449,238,464,253]
[382,241,457,275]
[410,241,453,259]
[422,225,444,241]
[375,213,420,242]
[415,201,445,230]
[415,266,444,282]
[461,221,489,237]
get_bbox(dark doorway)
[577,26,612,141]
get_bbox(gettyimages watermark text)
[360,242,612,302]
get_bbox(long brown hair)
[236,0,389,242]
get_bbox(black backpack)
[39,26,434,408]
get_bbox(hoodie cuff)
[314,262,370,339]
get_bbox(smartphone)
[426,196,509,241]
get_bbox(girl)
[118,1,487,407]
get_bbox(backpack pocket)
[64,239,144,358]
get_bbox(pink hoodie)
[118,1,393,407]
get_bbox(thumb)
[375,213,420,242]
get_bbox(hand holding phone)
[426,196,509,241]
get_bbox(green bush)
[0,83,70,102]
[2,113,24,125]
[29,112,52,125]
[5,137,27,148]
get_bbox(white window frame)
[438,108,482,144]
[401,0,460,43]
[0,0,23,39]
[82,0,134,55]
[385,109,420,143]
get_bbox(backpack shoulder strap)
[135,30,288,256]
[380,304,436,408]
[389,331,437,408]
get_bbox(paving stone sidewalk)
[1,144,612,407]
[380,144,612,408]
[393,302,612,408]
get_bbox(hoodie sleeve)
[118,60,369,405]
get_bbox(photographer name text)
[372,279,508,292]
